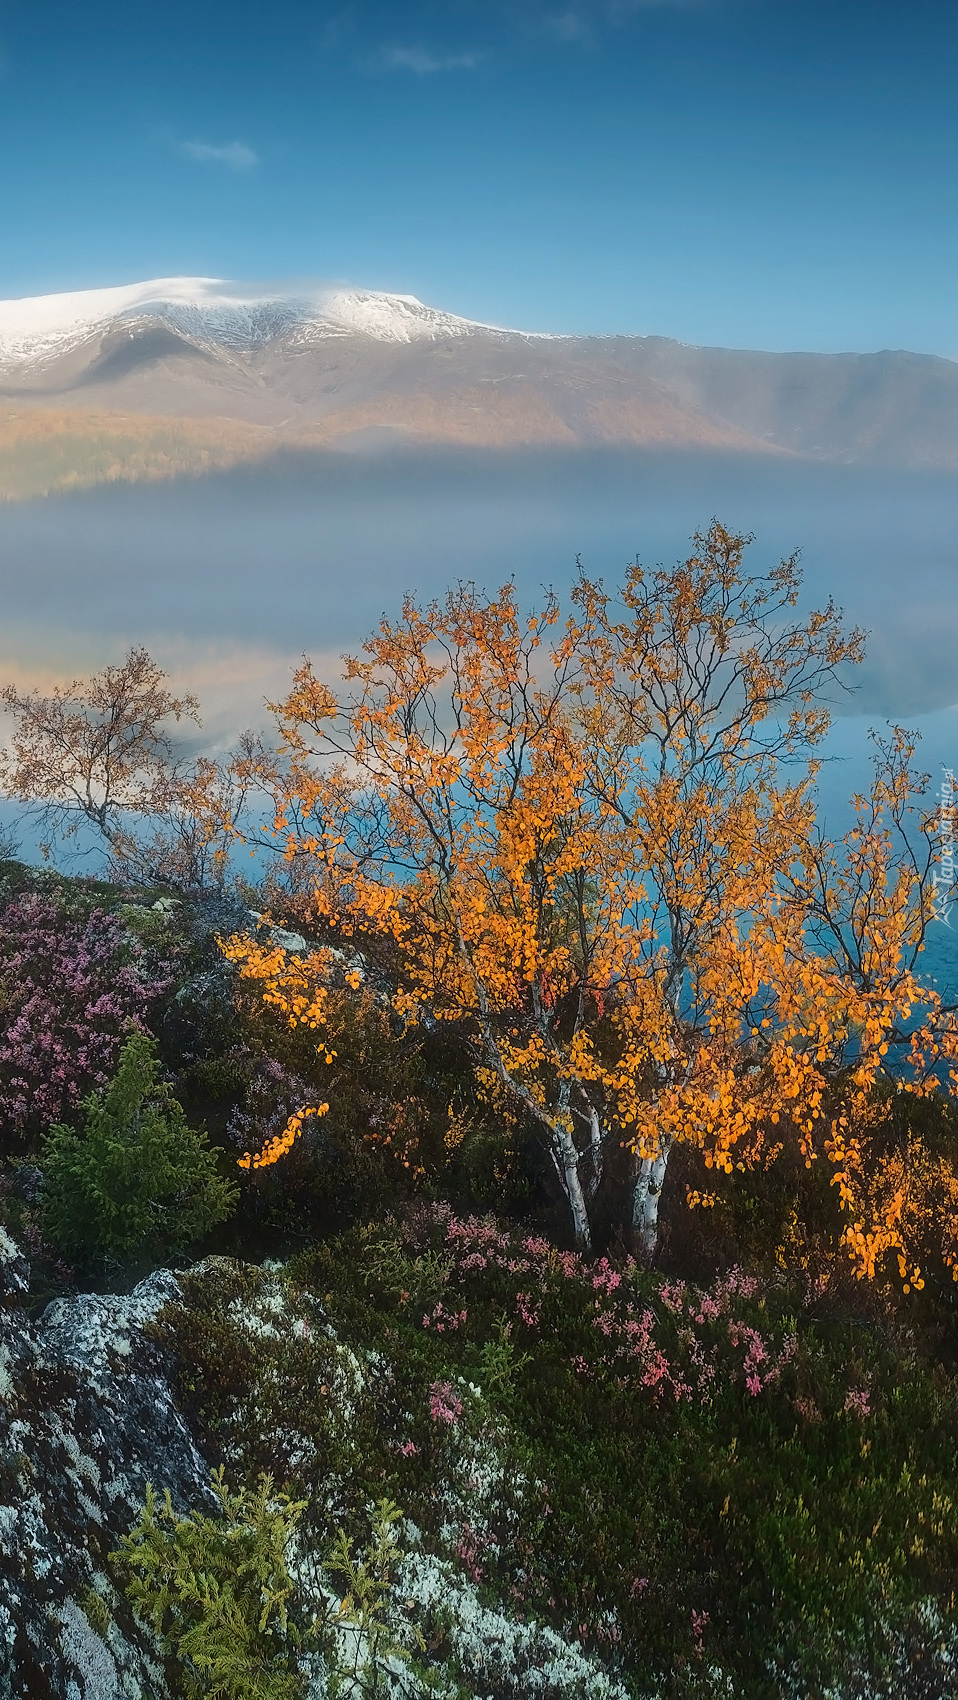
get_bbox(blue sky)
[0,0,955,352]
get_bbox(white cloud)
[381,45,482,75]
[541,10,594,42]
[528,0,721,36]
[180,140,259,170]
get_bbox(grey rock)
[0,1248,212,1700]
[247,910,308,954]
[0,1229,28,1298]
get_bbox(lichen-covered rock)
[0,1228,29,1298]
[0,1250,212,1699]
[0,1241,652,1699]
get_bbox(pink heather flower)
[446,1214,510,1254]
[718,1267,760,1302]
[453,1523,486,1585]
[516,1291,541,1329]
[522,1235,552,1255]
[844,1388,871,1418]
[422,1301,467,1332]
[398,1440,419,1456]
[641,1352,671,1390]
[428,1380,464,1425]
[0,893,172,1138]
[225,1053,314,1157]
[620,1310,656,1354]
[658,1279,688,1313]
[591,1257,621,1295]
[745,1374,763,1396]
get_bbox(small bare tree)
[0,647,235,888]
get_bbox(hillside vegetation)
[0,409,273,500]
[1,524,957,1697]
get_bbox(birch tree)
[0,648,254,889]
[223,523,958,1276]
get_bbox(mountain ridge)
[1,278,956,482]
[0,278,533,372]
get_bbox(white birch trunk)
[552,1124,593,1254]
[585,1105,603,1202]
[631,1137,672,1264]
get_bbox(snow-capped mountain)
[1,276,956,470]
[0,277,523,371]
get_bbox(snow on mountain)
[293,288,512,344]
[0,277,533,370]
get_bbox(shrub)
[0,890,171,1147]
[289,1211,958,1698]
[114,1467,422,1700]
[114,1467,310,1700]
[160,1227,958,1693]
[174,949,543,1253]
[41,1030,237,1265]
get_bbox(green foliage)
[11,866,958,1695]
[169,944,545,1257]
[322,1498,427,1698]
[115,1469,427,1700]
[41,1030,237,1265]
[475,1315,532,1405]
[287,1215,958,1698]
[113,1466,309,1700]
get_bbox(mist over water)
[0,445,955,699]
[3,443,958,1012]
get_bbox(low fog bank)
[0,445,956,718]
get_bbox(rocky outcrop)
[0,1232,210,1699]
[0,1236,637,1700]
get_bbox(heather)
[0,881,172,1146]
[151,1213,958,1698]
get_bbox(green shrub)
[324,1498,426,1698]
[114,1467,310,1700]
[291,1213,958,1698]
[115,1467,423,1700]
[41,1030,236,1265]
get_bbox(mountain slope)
[1,279,956,489]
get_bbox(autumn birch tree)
[566,527,865,1253]
[223,523,958,1277]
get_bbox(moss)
[77,1585,111,1641]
